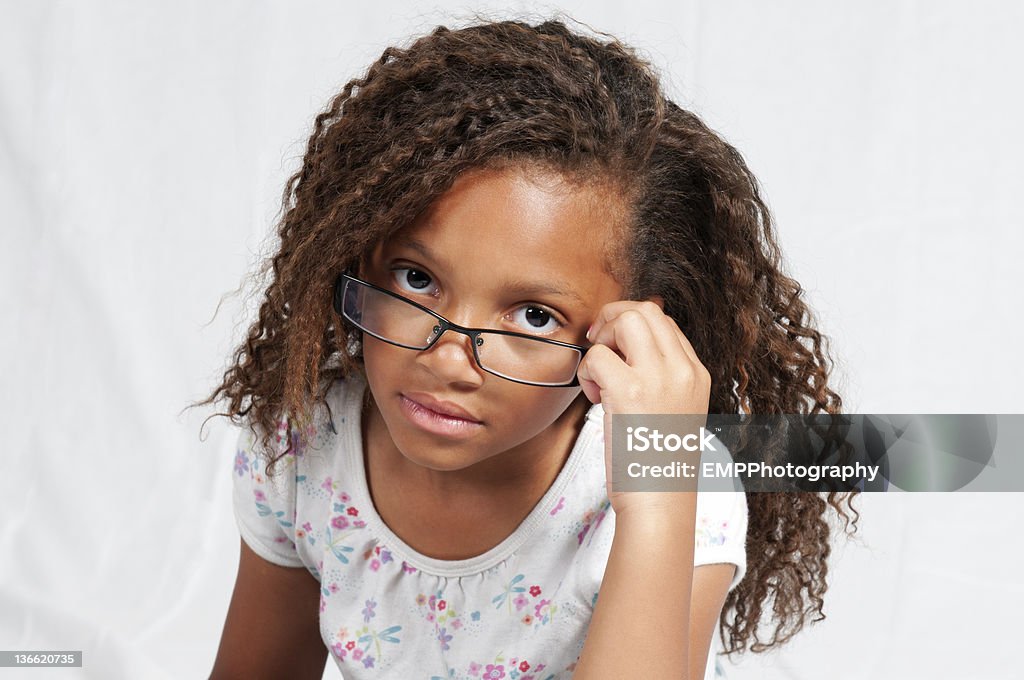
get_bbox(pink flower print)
[483,664,506,679]
[354,519,366,528]
[535,664,545,672]
[513,594,528,611]
[331,641,346,658]
[352,648,364,661]
[328,583,339,594]
[550,496,565,515]
[252,489,266,503]
[451,618,462,629]
[521,676,535,680]
[428,595,437,611]
[426,612,435,623]
[582,509,594,523]
[468,661,482,676]
[577,525,591,545]
[302,521,313,532]
[529,585,542,597]
[346,506,359,516]
[522,614,534,625]
[234,450,249,476]
[519,661,530,672]
[416,594,427,606]
[438,600,447,611]
[402,561,417,573]
[338,491,351,503]
[534,599,552,619]
[331,515,349,530]
[370,559,380,571]
[321,476,334,492]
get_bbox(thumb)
[575,344,630,408]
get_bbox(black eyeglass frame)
[333,272,590,387]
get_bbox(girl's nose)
[416,327,485,386]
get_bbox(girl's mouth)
[398,394,485,439]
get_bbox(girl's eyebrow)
[395,237,586,305]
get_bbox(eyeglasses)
[333,272,589,387]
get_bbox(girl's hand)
[576,299,712,517]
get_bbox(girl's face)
[355,165,626,476]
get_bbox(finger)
[576,343,633,404]
[590,300,690,366]
[588,308,663,369]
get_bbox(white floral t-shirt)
[231,370,748,680]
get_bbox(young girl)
[199,17,858,680]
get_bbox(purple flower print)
[234,450,249,476]
[362,655,375,668]
[483,664,506,679]
[362,599,377,623]
[380,548,393,564]
[549,496,565,515]
[332,515,350,530]
[437,627,452,651]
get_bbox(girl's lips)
[398,394,484,439]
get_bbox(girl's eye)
[509,305,562,334]
[392,268,437,296]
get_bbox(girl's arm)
[574,298,731,679]
[572,497,736,680]
[209,539,328,680]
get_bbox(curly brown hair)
[190,16,860,658]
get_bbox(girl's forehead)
[364,167,627,302]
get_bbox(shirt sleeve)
[693,489,749,591]
[230,422,305,568]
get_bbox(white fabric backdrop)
[2,2,1022,678]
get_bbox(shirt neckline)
[335,371,603,578]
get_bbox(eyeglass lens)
[342,278,581,385]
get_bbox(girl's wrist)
[611,491,698,530]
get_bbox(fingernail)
[586,324,593,341]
